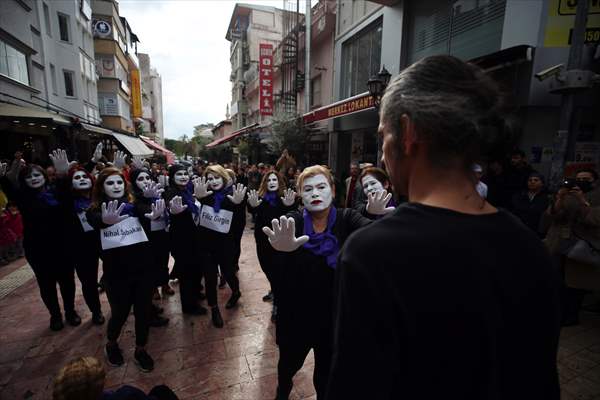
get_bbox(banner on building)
[259,43,273,116]
[544,0,600,47]
[130,69,142,118]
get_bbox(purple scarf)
[302,207,339,269]
[38,189,59,206]
[263,191,278,207]
[180,182,199,216]
[121,201,136,217]
[73,197,91,213]
[213,187,233,213]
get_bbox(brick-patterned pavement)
[0,228,599,399]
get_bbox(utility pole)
[304,0,311,113]
[548,0,590,191]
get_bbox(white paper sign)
[100,217,148,250]
[151,216,166,231]
[77,212,94,232]
[199,205,233,233]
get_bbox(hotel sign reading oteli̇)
[259,43,274,116]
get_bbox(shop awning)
[302,92,375,124]
[0,102,71,125]
[111,132,153,157]
[140,136,176,164]
[80,122,113,135]
[205,123,260,148]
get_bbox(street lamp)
[367,65,392,107]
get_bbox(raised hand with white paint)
[92,142,103,162]
[131,156,145,170]
[143,181,164,199]
[247,189,262,208]
[193,176,213,199]
[157,174,169,188]
[262,216,309,252]
[145,199,165,220]
[49,149,70,176]
[101,200,130,225]
[113,150,127,169]
[227,183,247,205]
[0,162,7,177]
[366,190,395,215]
[169,196,188,215]
[281,188,297,207]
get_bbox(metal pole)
[549,0,590,191]
[305,0,311,113]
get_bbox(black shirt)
[327,203,560,400]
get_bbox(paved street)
[0,227,599,399]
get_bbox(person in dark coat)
[163,165,210,317]
[510,172,550,236]
[247,170,297,320]
[0,154,78,331]
[263,165,390,400]
[326,55,560,400]
[53,154,104,326]
[86,167,159,372]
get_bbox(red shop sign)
[303,92,375,124]
[259,43,273,116]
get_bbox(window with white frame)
[43,3,52,37]
[58,13,71,42]
[0,40,29,85]
[63,69,76,97]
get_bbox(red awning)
[205,123,260,148]
[140,136,176,164]
[303,92,375,124]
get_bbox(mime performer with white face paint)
[51,149,104,326]
[247,170,297,320]
[262,165,393,400]
[355,166,398,217]
[0,155,79,331]
[86,167,157,373]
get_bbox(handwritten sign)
[199,205,233,234]
[101,217,148,250]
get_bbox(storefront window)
[340,19,382,99]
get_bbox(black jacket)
[274,208,371,346]
[250,197,298,245]
[510,190,550,236]
[163,186,203,262]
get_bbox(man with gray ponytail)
[326,55,560,400]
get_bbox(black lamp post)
[367,65,392,107]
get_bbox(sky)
[118,0,313,140]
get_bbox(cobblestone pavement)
[0,228,599,399]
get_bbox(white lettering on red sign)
[259,43,274,116]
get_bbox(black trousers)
[256,237,276,288]
[153,244,170,287]
[209,245,240,294]
[105,276,153,347]
[233,229,244,271]
[28,256,75,318]
[73,252,101,315]
[277,338,332,400]
[178,258,217,309]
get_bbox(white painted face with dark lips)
[361,174,384,196]
[25,170,46,189]
[135,172,152,191]
[206,173,224,191]
[267,173,279,192]
[103,174,125,199]
[173,170,189,186]
[301,174,332,212]
[72,170,92,190]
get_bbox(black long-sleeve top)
[0,177,69,263]
[274,208,371,346]
[86,198,152,280]
[326,203,561,400]
[163,186,203,262]
[250,198,298,245]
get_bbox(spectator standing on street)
[473,163,488,198]
[344,162,363,209]
[510,172,549,236]
[276,149,297,175]
[326,55,561,400]
[505,149,533,200]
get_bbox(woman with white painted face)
[262,165,391,400]
[194,165,247,320]
[0,157,78,331]
[356,167,399,218]
[86,167,158,373]
[163,164,212,319]
[50,149,104,326]
[130,168,173,299]
[247,170,297,318]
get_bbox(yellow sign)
[130,69,142,118]
[544,0,600,46]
